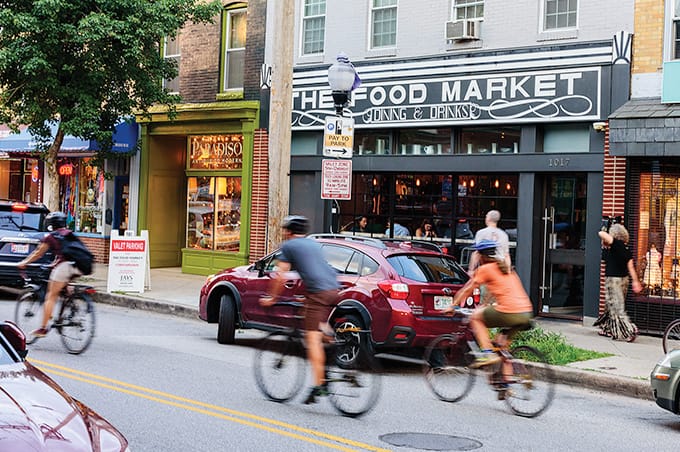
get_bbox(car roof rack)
[381,238,444,253]
[307,233,387,249]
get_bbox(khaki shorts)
[481,306,533,339]
[304,290,338,332]
[50,261,82,283]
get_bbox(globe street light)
[328,53,359,116]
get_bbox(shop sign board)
[107,230,151,293]
[323,116,354,158]
[321,159,352,200]
[189,134,243,170]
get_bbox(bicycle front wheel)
[253,333,306,403]
[326,349,381,418]
[58,295,96,355]
[422,334,475,403]
[504,345,555,418]
[663,319,680,354]
[14,290,43,345]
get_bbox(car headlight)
[656,349,680,368]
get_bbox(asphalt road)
[2,298,679,452]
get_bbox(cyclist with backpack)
[18,211,92,340]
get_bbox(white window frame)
[672,0,680,59]
[300,0,325,56]
[162,36,180,95]
[223,7,247,92]
[540,0,578,32]
[453,0,484,21]
[370,0,398,50]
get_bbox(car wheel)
[217,294,236,344]
[333,313,369,368]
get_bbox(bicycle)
[14,266,96,355]
[253,301,381,418]
[662,318,680,354]
[422,307,555,418]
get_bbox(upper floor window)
[301,0,325,55]
[674,0,680,59]
[454,0,484,20]
[371,0,397,49]
[222,7,247,91]
[543,0,577,30]
[162,36,180,94]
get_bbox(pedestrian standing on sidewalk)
[594,223,642,342]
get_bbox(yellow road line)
[30,359,390,452]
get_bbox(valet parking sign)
[107,230,151,293]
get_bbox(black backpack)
[53,230,94,275]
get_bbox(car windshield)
[0,211,42,231]
[386,254,467,284]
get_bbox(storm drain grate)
[380,432,482,451]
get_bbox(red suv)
[198,234,472,360]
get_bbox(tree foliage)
[0,0,221,208]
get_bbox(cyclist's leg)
[486,310,533,379]
[38,263,72,333]
[302,290,336,403]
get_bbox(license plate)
[11,243,29,254]
[434,295,453,310]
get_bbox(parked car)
[0,320,129,451]
[0,199,52,286]
[651,348,680,415]
[199,234,472,361]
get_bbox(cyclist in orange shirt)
[449,239,534,368]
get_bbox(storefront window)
[58,158,104,234]
[457,127,520,154]
[187,176,241,251]
[398,128,452,155]
[355,130,392,155]
[543,123,589,153]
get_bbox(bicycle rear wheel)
[422,334,475,403]
[326,341,381,418]
[58,295,96,355]
[503,345,555,418]
[662,319,680,354]
[14,290,43,345]
[253,333,306,403]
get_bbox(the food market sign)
[292,67,601,129]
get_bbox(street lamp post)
[328,53,357,117]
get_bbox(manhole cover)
[380,432,482,451]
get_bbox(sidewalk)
[87,264,659,401]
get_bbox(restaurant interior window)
[543,123,589,153]
[457,127,520,154]
[187,176,241,252]
[457,174,518,235]
[398,128,452,155]
[354,130,392,155]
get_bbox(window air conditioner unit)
[445,19,481,41]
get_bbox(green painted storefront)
[136,101,259,275]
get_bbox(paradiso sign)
[292,67,602,130]
[189,134,243,170]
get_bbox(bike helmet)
[473,239,498,256]
[45,211,67,231]
[282,215,309,235]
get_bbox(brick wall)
[245,0,266,101]
[632,0,664,74]
[599,123,628,313]
[80,236,110,264]
[249,128,269,262]
[178,18,220,103]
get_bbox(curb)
[92,292,199,321]
[91,290,655,402]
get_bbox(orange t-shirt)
[466,263,533,314]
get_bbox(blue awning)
[0,121,138,154]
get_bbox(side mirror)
[0,321,28,359]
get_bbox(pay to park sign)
[107,230,151,293]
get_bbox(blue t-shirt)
[279,237,340,293]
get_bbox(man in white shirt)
[468,210,511,273]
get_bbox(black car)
[0,199,51,286]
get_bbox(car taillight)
[378,280,409,300]
[473,287,480,305]
[11,203,28,212]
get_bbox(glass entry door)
[539,175,587,318]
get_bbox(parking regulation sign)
[323,116,354,158]
[321,159,352,200]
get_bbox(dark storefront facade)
[290,37,631,321]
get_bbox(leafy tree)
[0,0,221,209]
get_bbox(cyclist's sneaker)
[30,327,49,339]
[303,385,329,405]
[469,351,501,369]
